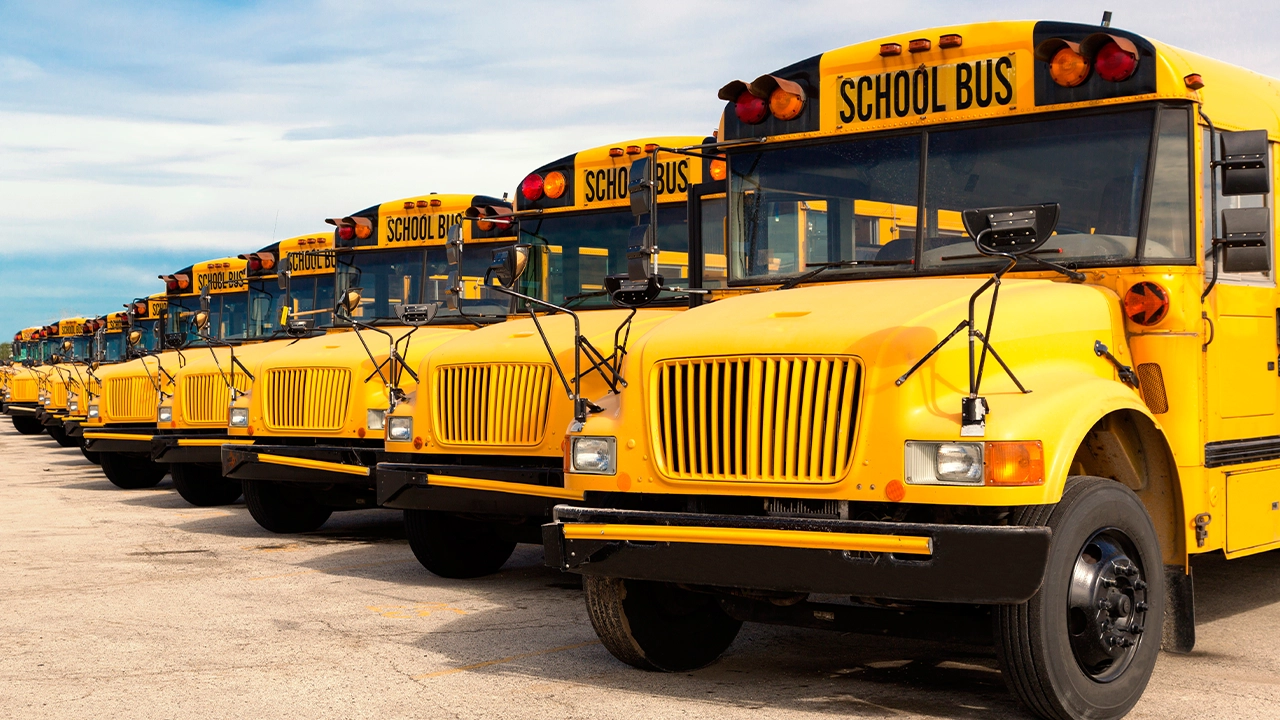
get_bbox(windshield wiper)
[939,248,1085,282]
[561,290,610,307]
[777,259,914,291]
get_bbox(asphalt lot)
[1,424,1279,719]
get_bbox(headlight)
[158,405,172,422]
[229,407,249,428]
[367,409,387,431]
[88,405,99,419]
[570,436,616,475]
[68,400,78,413]
[905,441,983,485]
[387,416,413,441]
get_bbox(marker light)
[1123,282,1169,326]
[544,171,566,199]
[1050,46,1090,87]
[1184,73,1204,90]
[643,143,659,153]
[608,147,624,158]
[939,34,963,49]
[879,43,902,57]
[1094,40,1138,82]
[430,198,441,208]
[404,202,416,210]
[908,38,931,53]
[416,200,430,209]
[709,159,727,181]
[521,173,545,202]
[733,90,768,124]
[984,442,1044,486]
[626,145,642,156]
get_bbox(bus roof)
[327,193,511,251]
[716,20,1280,144]
[515,135,712,214]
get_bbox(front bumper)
[152,432,256,464]
[377,462,580,516]
[544,506,1052,604]
[221,443,379,486]
[5,402,39,417]
[82,426,157,454]
[37,408,66,428]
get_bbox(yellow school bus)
[221,193,516,533]
[4,327,50,434]
[376,136,725,577]
[63,310,133,463]
[35,317,98,448]
[545,20,1278,719]
[151,233,338,506]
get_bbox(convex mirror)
[961,203,1061,256]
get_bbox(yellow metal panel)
[1210,315,1277,419]
[1226,467,1280,555]
[562,523,931,555]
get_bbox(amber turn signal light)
[1123,282,1169,326]
[879,43,901,57]
[985,441,1045,486]
[543,170,566,199]
[709,159,726,181]
[938,34,962,49]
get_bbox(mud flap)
[1162,564,1195,654]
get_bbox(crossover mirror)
[62,340,72,352]
[961,203,1061,256]
[1220,130,1271,197]
[128,330,142,346]
[393,303,440,327]
[488,244,530,289]
[192,311,210,330]
[338,288,363,316]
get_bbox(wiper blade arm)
[777,259,913,290]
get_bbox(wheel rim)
[1066,527,1150,682]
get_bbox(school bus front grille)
[9,378,36,402]
[433,363,554,446]
[651,356,861,483]
[50,382,68,408]
[104,377,157,422]
[181,372,250,425]
[262,368,351,432]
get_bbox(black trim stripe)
[1205,436,1280,468]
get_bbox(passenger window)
[1141,108,1193,260]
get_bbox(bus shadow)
[1190,549,1280,624]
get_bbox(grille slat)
[263,368,351,431]
[181,372,249,425]
[652,356,861,483]
[104,377,156,422]
[10,378,37,402]
[433,364,552,446]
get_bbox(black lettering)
[976,59,993,108]
[655,162,667,195]
[875,73,890,119]
[839,78,856,123]
[994,56,1013,105]
[618,167,628,199]
[857,75,873,121]
[956,62,973,110]
[931,66,945,112]
[912,67,929,115]
[677,159,689,192]
[893,70,910,117]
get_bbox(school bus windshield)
[63,336,91,361]
[513,205,717,309]
[728,105,1193,284]
[100,333,127,362]
[248,276,335,339]
[335,244,512,324]
[166,292,249,345]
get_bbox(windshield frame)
[723,101,1197,288]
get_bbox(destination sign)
[837,55,1016,125]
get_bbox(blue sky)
[2,0,1277,332]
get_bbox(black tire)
[80,445,101,464]
[171,463,243,507]
[584,576,742,672]
[12,415,45,435]
[403,510,517,579]
[243,480,332,533]
[995,476,1165,720]
[99,453,167,489]
[47,425,79,448]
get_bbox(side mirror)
[488,245,530,289]
[200,283,211,313]
[277,256,290,290]
[1220,130,1271,197]
[393,303,440,326]
[338,288,363,315]
[92,361,100,371]
[128,330,142,346]
[445,272,461,311]
[961,203,1060,256]
[1221,207,1271,273]
[50,354,61,363]
[446,224,463,267]
[626,157,658,281]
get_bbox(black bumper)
[64,420,83,439]
[544,506,1052,605]
[152,433,247,464]
[5,402,39,417]
[81,427,156,454]
[37,408,65,429]
[376,462,575,516]
[221,444,378,486]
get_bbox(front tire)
[171,463,243,507]
[80,445,101,464]
[995,476,1164,720]
[99,453,167,489]
[12,416,44,435]
[403,510,516,579]
[584,576,742,672]
[243,480,332,533]
[47,425,79,448]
